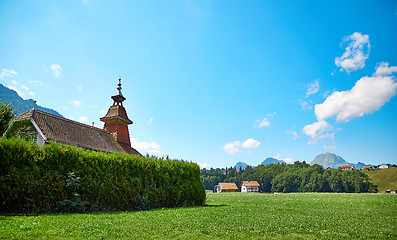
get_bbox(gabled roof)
[219,183,238,190]
[341,165,354,168]
[16,109,130,154]
[241,181,260,187]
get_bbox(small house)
[341,165,355,171]
[362,166,372,171]
[215,183,238,193]
[378,164,390,169]
[385,190,396,194]
[241,181,260,193]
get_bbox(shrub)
[0,138,205,213]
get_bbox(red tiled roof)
[16,110,139,154]
[363,166,372,169]
[341,165,353,168]
[241,181,260,187]
[219,183,238,190]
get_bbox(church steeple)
[100,78,139,155]
[111,78,126,105]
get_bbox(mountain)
[0,83,62,117]
[310,153,369,170]
[260,157,286,166]
[235,162,248,170]
[310,153,347,169]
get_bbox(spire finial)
[118,77,122,92]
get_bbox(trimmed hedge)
[0,138,206,213]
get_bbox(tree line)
[201,162,376,193]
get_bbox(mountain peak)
[260,157,286,166]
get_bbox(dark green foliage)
[201,161,375,193]
[0,103,15,136]
[56,172,89,213]
[0,138,205,214]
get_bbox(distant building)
[385,190,396,194]
[362,166,372,171]
[241,181,260,192]
[378,164,390,169]
[5,78,140,155]
[215,183,239,193]
[340,165,355,171]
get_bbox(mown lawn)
[1,193,396,239]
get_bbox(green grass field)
[365,168,397,193]
[1,193,396,239]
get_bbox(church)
[5,79,141,155]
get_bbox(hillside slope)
[364,168,397,193]
[0,83,62,117]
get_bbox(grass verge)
[1,193,396,239]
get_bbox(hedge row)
[0,138,206,213]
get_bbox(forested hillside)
[0,83,62,117]
[201,162,375,193]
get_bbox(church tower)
[100,78,140,155]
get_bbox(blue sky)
[1,0,396,168]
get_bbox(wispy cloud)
[0,69,17,80]
[286,130,298,140]
[305,80,319,97]
[131,138,161,155]
[254,112,276,128]
[223,138,261,155]
[274,154,294,164]
[298,99,312,110]
[194,162,210,169]
[70,100,82,107]
[50,64,63,78]
[335,32,370,73]
[147,118,154,125]
[79,116,88,123]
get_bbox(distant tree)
[0,103,15,136]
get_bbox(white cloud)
[274,154,294,164]
[223,141,241,155]
[70,100,82,107]
[100,109,107,115]
[131,138,161,155]
[21,85,28,90]
[302,120,332,139]
[242,138,261,149]
[11,80,18,85]
[194,162,210,169]
[335,32,370,73]
[0,69,17,79]
[50,64,63,78]
[255,118,270,128]
[223,138,261,155]
[324,145,337,150]
[374,62,397,76]
[29,80,47,87]
[286,130,298,140]
[29,91,36,96]
[147,118,154,125]
[298,99,312,110]
[308,132,335,145]
[306,80,319,97]
[315,65,397,122]
[255,112,276,128]
[79,116,88,123]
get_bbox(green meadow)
[1,193,396,239]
